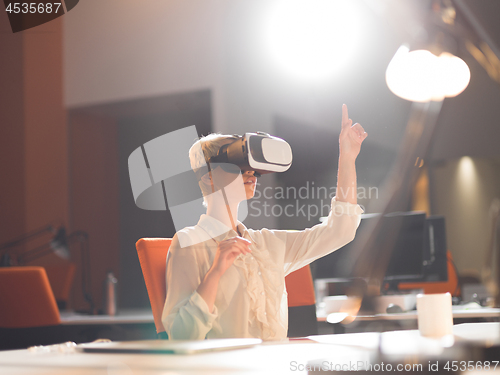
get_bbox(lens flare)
[265,0,360,80]
[386,45,470,102]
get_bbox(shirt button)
[258,271,262,276]
[264,312,267,315]
[261,292,265,296]
[250,256,254,260]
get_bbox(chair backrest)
[41,261,76,308]
[285,265,317,337]
[136,238,172,334]
[399,250,460,296]
[285,265,316,307]
[0,267,61,328]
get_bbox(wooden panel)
[69,112,120,311]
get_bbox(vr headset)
[197,132,293,178]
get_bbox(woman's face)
[209,167,258,204]
[242,170,258,200]
[208,138,258,202]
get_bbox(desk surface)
[317,306,500,322]
[60,309,154,325]
[1,323,499,374]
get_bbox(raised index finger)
[342,104,351,130]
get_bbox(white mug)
[416,293,453,337]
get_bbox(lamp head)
[386,2,471,102]
[50,227,71,260]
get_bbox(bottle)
[104,271,118,316]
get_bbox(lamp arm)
[452,0,500,61]
[68,231,95,313]
[17,243,55,264]
[0,225,54,252]
[452,0,500,85]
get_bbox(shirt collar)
[197,214,249,242]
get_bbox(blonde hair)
[189,133,240,203]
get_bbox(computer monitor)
[421,216,448,282]
[311,211,427,290]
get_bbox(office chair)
[399,251,460,296]
[39,261,76,310]
[136,238,318,338]
[136,238,172,338]
[285,265,318,337]
[0,267,61,328]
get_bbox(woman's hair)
[189,133,239,203]
[188,133,238,171]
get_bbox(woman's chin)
[245,187,256,200]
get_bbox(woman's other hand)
[197,236,251,312]
[211,237,252,277]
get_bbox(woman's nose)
[245,170,261,177]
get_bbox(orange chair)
[0,267,61,328]
[399,251,460,296]
[136,238,172,338]
[136,238,318,338]
[41,261,76,310]
[285,265,318,337]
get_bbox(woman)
[161,104,367,340]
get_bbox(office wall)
[430,158,500,278]
[0,13,25,246]
[63,0,225,109]
[66,89,213,309]
[68,112,120,311]
[116,91,212,308]
[0,14,68,247]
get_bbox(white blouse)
[161,198,363,341]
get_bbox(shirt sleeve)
[161,237,218,340]
[276,197,363,276]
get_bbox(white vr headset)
[197,132,293,178]
[129,128,293,215]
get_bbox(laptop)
[78,338,262,355]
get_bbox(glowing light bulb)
[386,45,470,102]
[265,0,359,80]
[437,52,471,98]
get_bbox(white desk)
[317,307,500,321]
[0,309,157,352]
[316,306,500,335]
[60,309,154,325]
[0,323,499,374]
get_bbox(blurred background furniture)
[286,265,318,337]
[0,267,61,328]
[136,238,172,339]
[0,225,94,313]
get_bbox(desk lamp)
[0,225,95,314]
[0,225,69,266]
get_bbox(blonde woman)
[162,104,367,340]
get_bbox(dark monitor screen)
[421,216,448,282]
[312,211,427,284]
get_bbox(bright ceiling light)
[265,0,359,80]
[386,45,471,102]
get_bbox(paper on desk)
[453,322,500,343]
[308,332,381,349]
[309,330,449,356]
